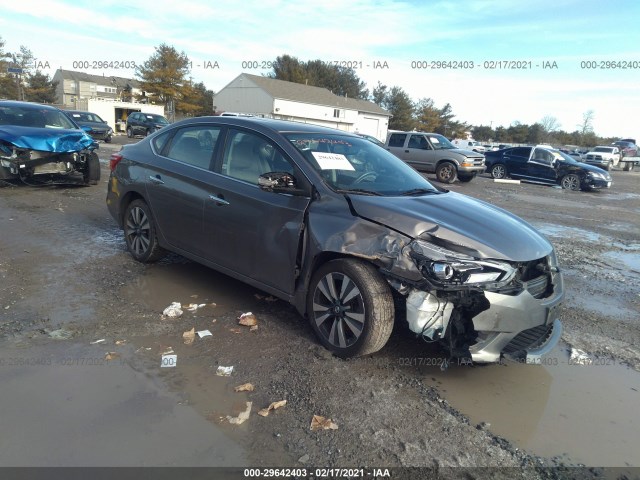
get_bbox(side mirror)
[258,172,305,195]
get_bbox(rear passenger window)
[165,126,221,169]
[388,133,407,148]
[152,130,172,154]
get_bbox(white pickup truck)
[583,146,621,171]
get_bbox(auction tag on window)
[311,152,355,171]
[161,354,177,368]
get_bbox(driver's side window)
[408,135,429,149]
[221,130,295,185]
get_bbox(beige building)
[213,74,390,141]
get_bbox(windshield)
[427,134,456,150]
[593,147,612,153]
[286,133,439,196]
[147,114,169,124]
[0,105,78,129]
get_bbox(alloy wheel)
[125,206,151,256]
[312,272,366,349]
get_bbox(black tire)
[307,259,394,358]
[458,173,476,183]
[104,135,112,144]
[561,173,581,191]
[83,151,101,185]
[435,161,457,184]
[126,127,133,138]
[145,129,150,137]
[123,199,166,263]
[490,163,507,179]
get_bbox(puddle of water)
[123,261,263,315]
[421,344,640,467]
[534,223,640,252]
[533,223,602,243]
[604,251,640,276]
[569,293,637,318]
[0,340,246,466]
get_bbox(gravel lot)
[1,135,638,478]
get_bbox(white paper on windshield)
[311,152,355,171]
[430,137,440,144]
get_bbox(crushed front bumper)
[468,276,564,363]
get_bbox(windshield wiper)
[400,188,439,196]
[336,188,383,196]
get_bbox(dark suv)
[126,112,169,138]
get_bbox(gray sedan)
[107,117,563,364]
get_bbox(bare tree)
[540,115,561,133]
[579,110,594,136]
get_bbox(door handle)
[208,194,230,206]
[404,150,409,153]
[149,175,164,184]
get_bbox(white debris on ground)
[227,402,252,425]
[570,347,592,365]
[162,302,183,318]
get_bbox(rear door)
[202,128,311,295]
[504,147,531,178]
[144,125,222,257]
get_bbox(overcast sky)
[1,0,638,138]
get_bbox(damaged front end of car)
[398,236,563,364]
[0,130,99,186]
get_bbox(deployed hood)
[348,191,552,262]
[0,125,95,153]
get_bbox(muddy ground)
[1,136,638,478]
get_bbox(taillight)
[109,153,123,171]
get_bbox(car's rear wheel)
[123,199,166,263]
[83,152,100,185]
[490,163,507,179]
[561,173,581,191]
[308,259,394,358]
[435,162,457,183]
[126,127,133,138]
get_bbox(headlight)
[410,239,516,287]
[587,172,606,180]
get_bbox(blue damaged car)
[0,101,100,185]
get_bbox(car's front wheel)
[123,199,166,263]
[126,127,133,138]
[435,161,457,183]
[490,163,507,179]
[561,173,581,191]
[83,151,101,185]
[308,259,394,358]
[458,173,476,182]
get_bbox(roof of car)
[171,115,361,136]
[0,100,61,111]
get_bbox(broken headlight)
[410,239,516,287]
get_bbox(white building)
[213,74,390,141]
[52,69,163,132]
